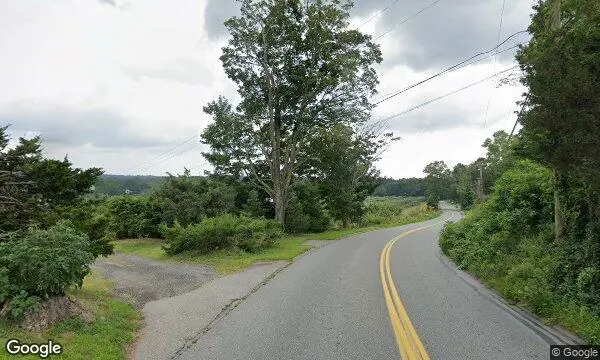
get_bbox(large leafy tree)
[202,0,382,224]
[516,0,600,299]
[307,124,382,227]
[482,130,518,188]
[517,0,600,241]
[423,161,452,209]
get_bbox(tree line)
[0,0,410,319]
[438,0,600,343]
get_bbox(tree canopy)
[202,0,382,224]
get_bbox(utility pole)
[477,165,484,202]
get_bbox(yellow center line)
[380,214,455,360]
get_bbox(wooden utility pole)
[477,166,484,202]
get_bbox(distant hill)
[93,174,167,196]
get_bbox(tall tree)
[516,0,600,242]
[482,130,518,187]
[306,124,382,227]
[202,0,382,224]
[423,160,452,209]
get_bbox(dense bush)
[362,196,424,226]
[161,214,283,255]
[148,172,238,227]
[440,160,600,342]
[106,196,160,239]
[0,222,94,318]
[284,181,330,233]
[440,161,554,268]
[41,201,115,257]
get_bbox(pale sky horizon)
[0,0,532,179]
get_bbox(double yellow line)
[379,215,454,360]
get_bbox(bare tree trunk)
[273,180,286,225]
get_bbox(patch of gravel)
[92,253,219,308]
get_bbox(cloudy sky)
[0,0,532,178]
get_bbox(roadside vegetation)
[434,0,600,344]
[112,199,438,273]
[0,273,141,360]
[1,0,441,351]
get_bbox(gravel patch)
[134,261,288,360]
[92,253,219,308]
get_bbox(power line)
[372,30,527,106]
[374,0,444,41]
[125,135,196,172]
[482,0,508,130]
[358,0,400,28]
[372,65,519,127]
[372,41,524,104]
[135,143,200,174]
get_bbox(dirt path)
[92,253,219,308]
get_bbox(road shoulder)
[133,261,288,360]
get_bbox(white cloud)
[0,0,533,178]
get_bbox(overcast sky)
[0,0,532,178]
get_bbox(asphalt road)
[176,210,561,360]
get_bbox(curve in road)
[175,210,568,360]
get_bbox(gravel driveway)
[92,253,219,308]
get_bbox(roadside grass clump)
[439,160,600,343]
[0,222,94,319]
[160,214,283,255]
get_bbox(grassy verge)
[114,204,440,274]
[0,273,141,360]
[484,276,600,344]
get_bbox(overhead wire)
[135,143,201,174]
[358,0,400,28]
[372,65,519,129]
[372,41,525,104]
[124,135,197,173]
[372,30,527,106]
[482,0,508,130]
[373,0,444,41]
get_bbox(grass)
[114,202,440,274]
[114,237,312,274]
[0,273,141,360]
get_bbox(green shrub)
[106,196,160,239]
[0,267,9,303]
[3,222,94,296]
[440,160,600,342]
[161,214,283,255]
[284,182,330,233]
[0,222,94,318]
[148,172,238,227]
